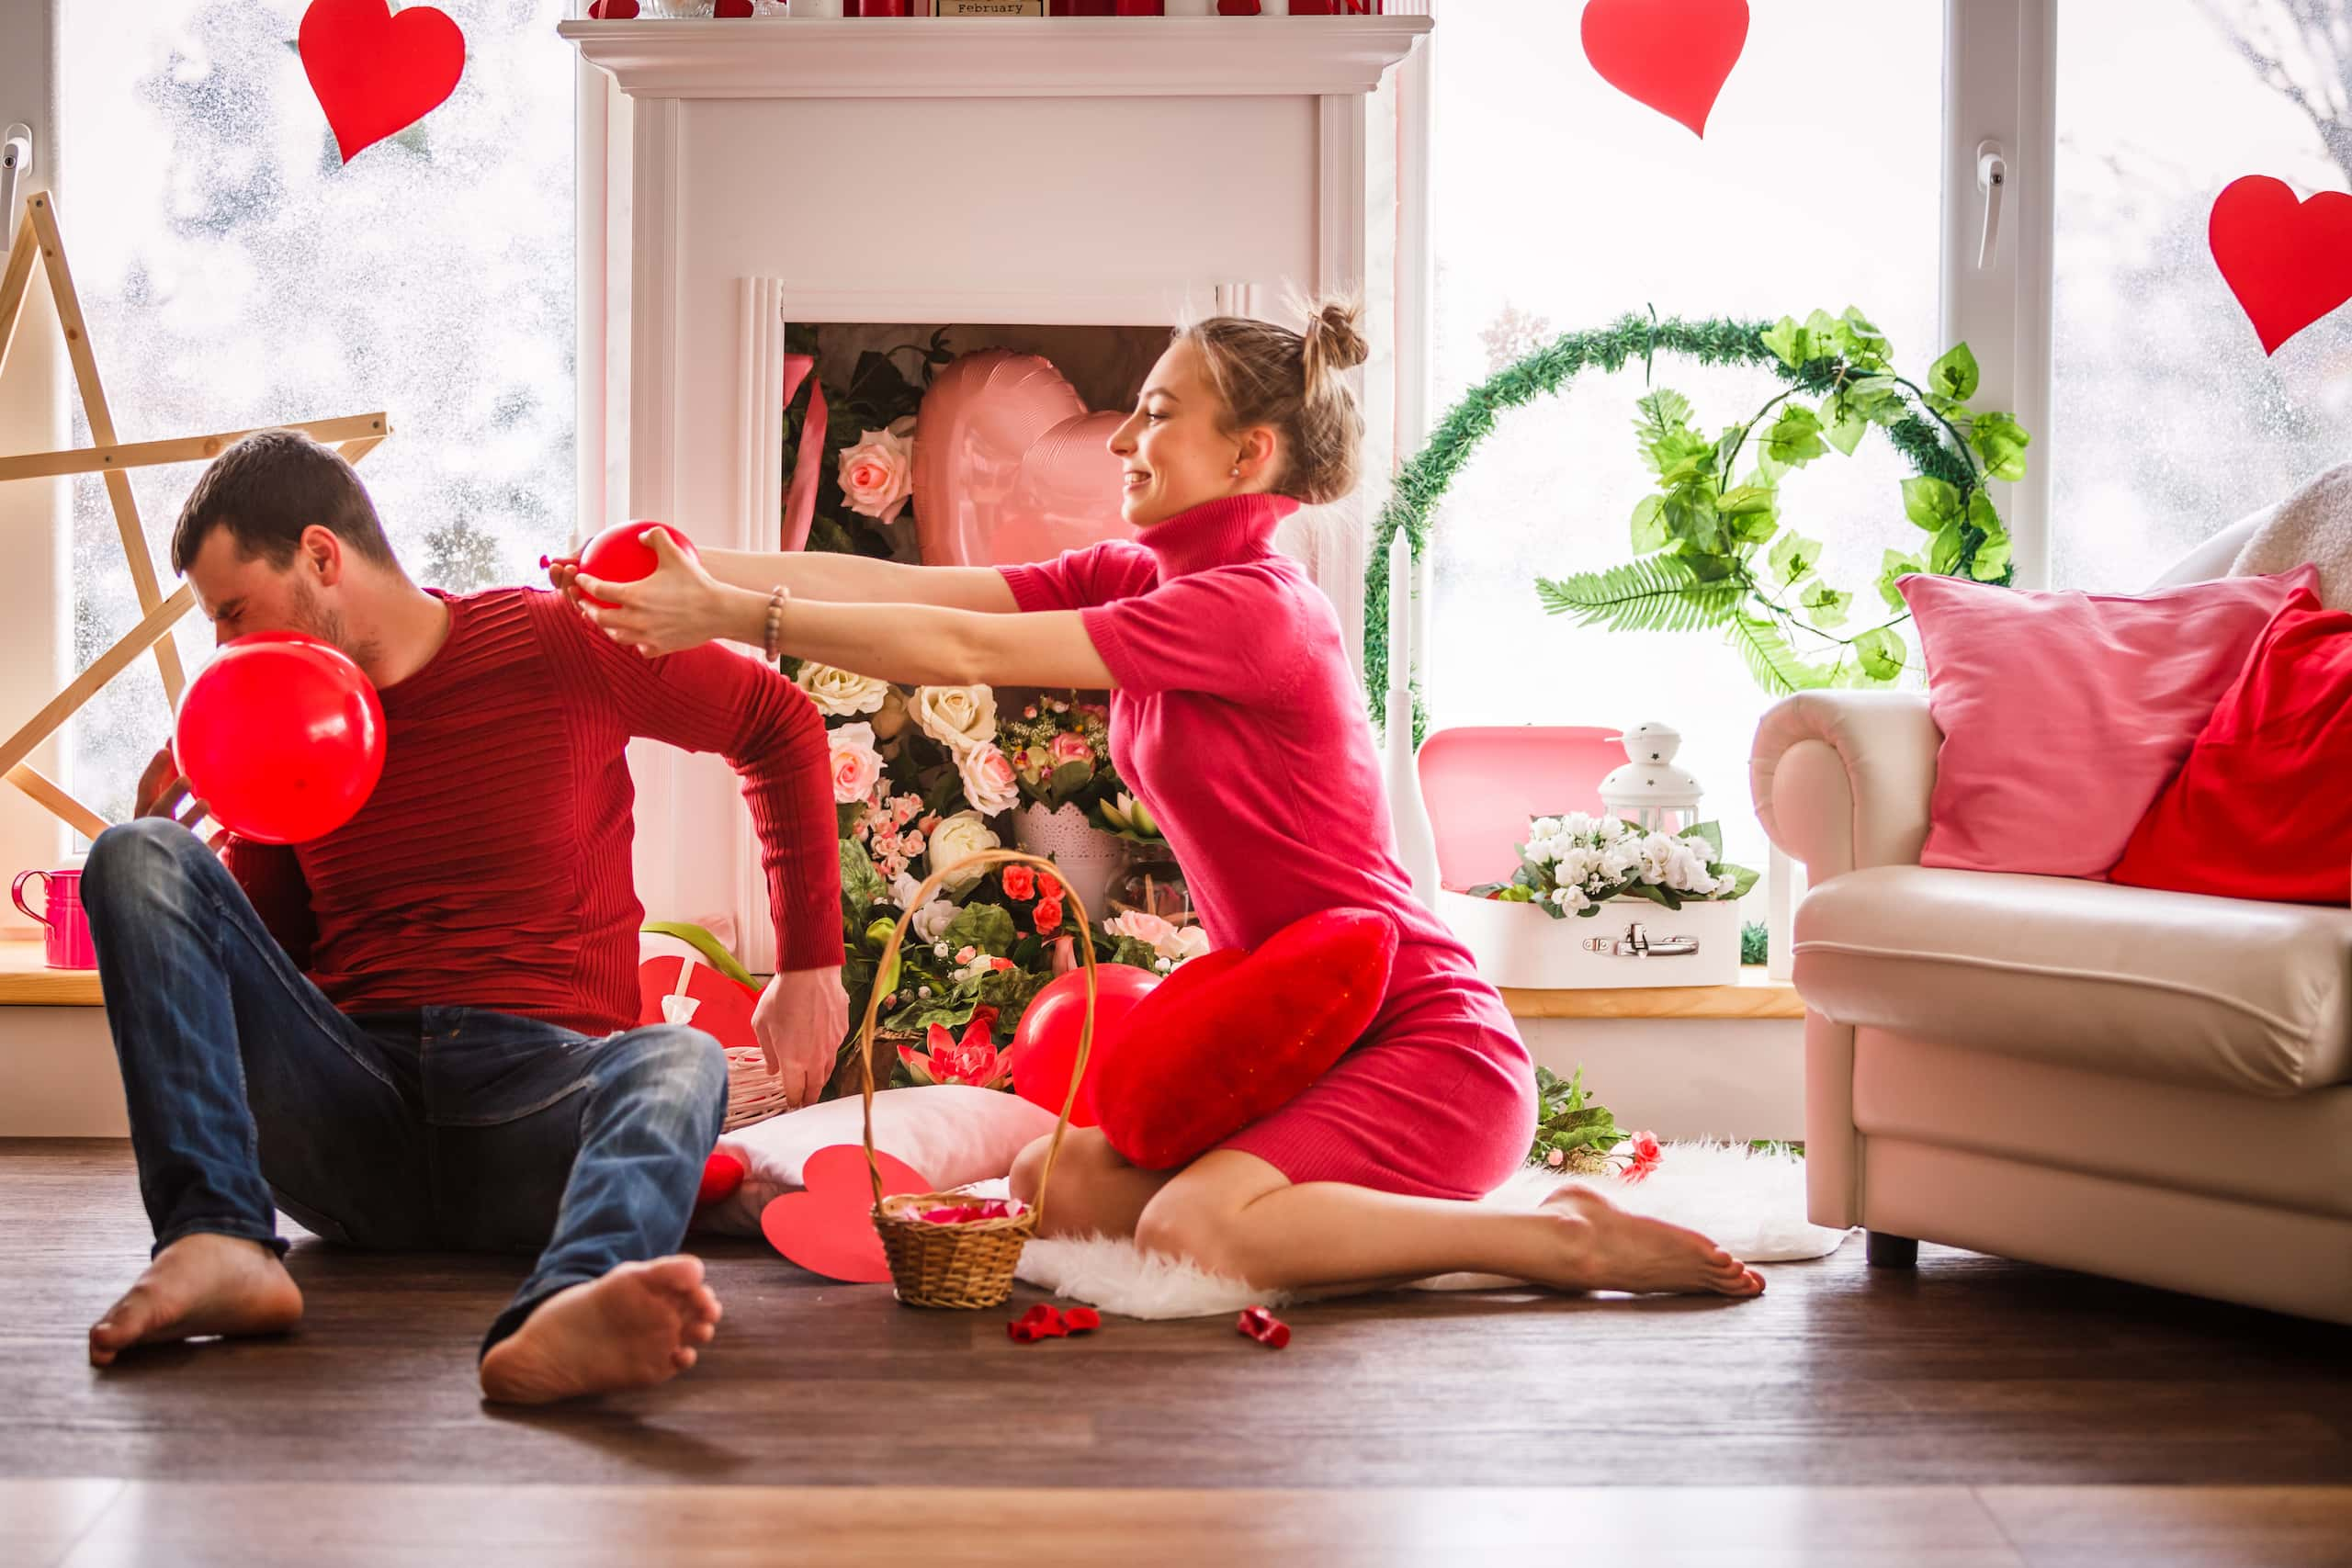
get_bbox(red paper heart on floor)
[299,0,465,165]
[588,0,640,16]
[1092,908,1397,1170]
[2209,175,2352,355]
[1578,0,1748,140]
[759,1144,934,1284]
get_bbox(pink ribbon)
[780,352,828,552]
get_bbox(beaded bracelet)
[763,585,788,663]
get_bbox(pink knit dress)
[1001,493,1534,1199]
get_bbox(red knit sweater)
[223,588,842,1036]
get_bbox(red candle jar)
[848,0,916,13]
[1114,0,1164,13]
[1050,0,1117,11]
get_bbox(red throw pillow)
[2110,604,2352,903]
[1091,908,1398,1171]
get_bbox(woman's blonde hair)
[1174,294,1369,506]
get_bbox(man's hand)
[135,746,216,837]
[752,964,850,1111]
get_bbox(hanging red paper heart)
[2209,175,2352,355]
[1578,0,1748,140]
[759,1144,933,1284]
[299,0,465,166]
[1091,908,1397,1170]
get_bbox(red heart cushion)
[1091,908,1398,1170]
[2110,605,2352,903]
[759,1144,934,1284]
[298,0,466,165]
[638,955,761,1054]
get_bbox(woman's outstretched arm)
[571,530,1114,688]
[695,548,1019,614]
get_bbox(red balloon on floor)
[576,520,700,609]
[1010,962,1160,1127]
[173,633,387,846]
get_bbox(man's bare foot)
[1534,1187,1766,1299]
[88,1233,303,1367]
[478,1255,722,1405]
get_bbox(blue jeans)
[80,818,729,1353]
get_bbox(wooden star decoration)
[0,191,392,839]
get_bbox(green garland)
[1365,310,2028,742]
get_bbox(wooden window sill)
[0,939,102,1006]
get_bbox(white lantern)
[1599,721,1702,834]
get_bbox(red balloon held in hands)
[173,633,387,846]
[576,521,702,610]
[1009,963,1161,1127]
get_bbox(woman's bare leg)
[1008,1127,1175,1241]
[1136,1150,1763,1299]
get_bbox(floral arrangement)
[786,323,956,561]
[1098,909,1212,976]
[1529,1065,1660,1180]
[995,690,1163,841]
[1470,814,1758,919]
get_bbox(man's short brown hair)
[171,429,398,576]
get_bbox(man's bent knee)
[605,1025,729,1134]
[84,818,212,914]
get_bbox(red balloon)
[173,632,387,846]
[1010,963,1159,1127]
[576,520,700,609]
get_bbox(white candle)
[1387,527,1412,694]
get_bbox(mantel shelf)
[559,15,1430,98]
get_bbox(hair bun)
[1302,296,1370,394]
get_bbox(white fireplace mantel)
[568,13,1430,971]
[559,16,1430,99]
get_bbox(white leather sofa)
[1749,521,2352,1325]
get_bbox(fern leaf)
[1535,557,1745,634]
[1726,615,1830,695]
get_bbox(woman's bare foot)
[478,1255,722,1405]
[88,1233,304,1367]
[1534,1187,1765,1299]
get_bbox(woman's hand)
[752,964,851,1111]
[571,529,759,658]
[543,552,582,605]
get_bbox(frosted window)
[58,0,575,825]
[2050,1,2352,591]
[1427,0,1941,878]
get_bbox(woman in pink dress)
[558,301,1762,1301]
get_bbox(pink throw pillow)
[1901,566,2318,878]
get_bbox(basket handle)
[858,848,1099,1231]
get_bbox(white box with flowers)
[1439,811,1754,991]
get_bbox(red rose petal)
[1237,1304,1291,1348]
[1064,1306,1102,1334]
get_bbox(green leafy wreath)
[1364,310,2030,742]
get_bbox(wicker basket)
[858,848,1101,1309]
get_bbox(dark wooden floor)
[6,1138,2346,1495]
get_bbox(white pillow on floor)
[695,1086,1057,1236]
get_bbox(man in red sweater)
[78,430,845,1404]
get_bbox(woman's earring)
[1229,465,1242,479]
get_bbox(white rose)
[828,721,884,806]
[956,741,1022,817]
[888,871,925,910]
[1557,846,1600,888]
[1159,926,1212,964]
[926,809,1001,895]
[795,662,890,718]
[836,418,916,524]
[1600,837,1645,880]
[1560,886,1592,913]
[1530,817,1562,840]
[911,898,959,943]
[912,684,1000,757]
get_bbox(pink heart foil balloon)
[912,350,1132,568]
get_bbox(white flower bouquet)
[1468,813,1758,920]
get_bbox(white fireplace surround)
[567,13,1433,972]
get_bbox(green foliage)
[1740,919,1769,967]
[941,902,1016,959]
[838,839,887,919]
[1529,1065,1626,1168]
[1366,307,2031,730]
[1533,556,1747,634]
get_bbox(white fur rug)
[996,1142,1850,1320]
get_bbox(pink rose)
[836,418,916,524]
[1620,1131,1663,1184]
[958,741,1022,817]
[1048,731,1094,768]
[829,722,884,806]
[1105,910,1178,948]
